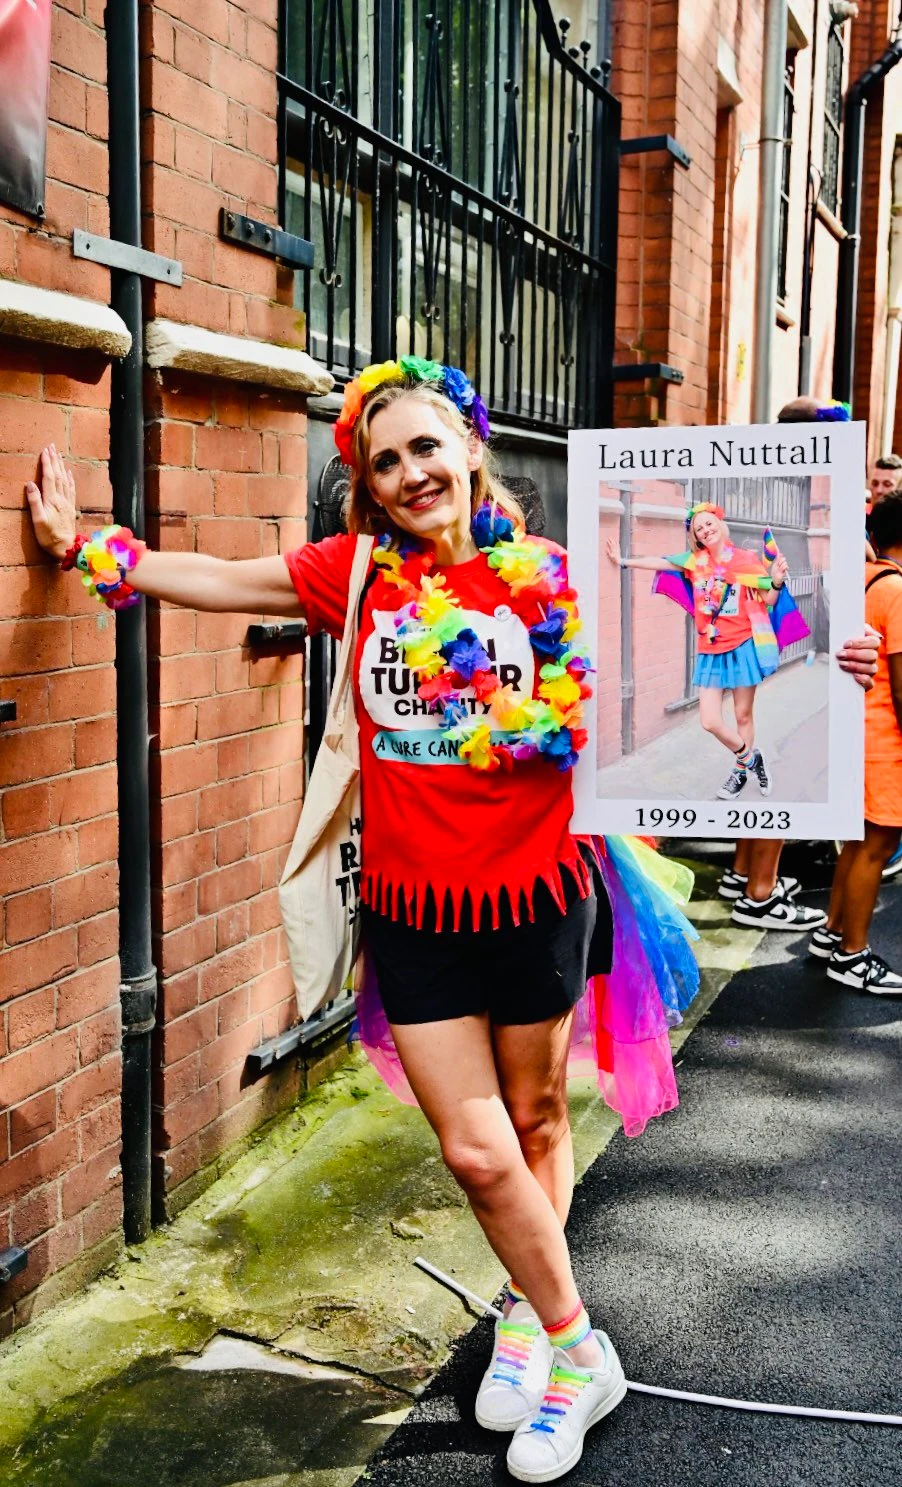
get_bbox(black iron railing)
[279,0,620,432]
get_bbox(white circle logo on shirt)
[359,607,536,731]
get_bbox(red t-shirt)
[284,535,590,928]
[682,546,770,655]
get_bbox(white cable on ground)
[413,1258,902,1428]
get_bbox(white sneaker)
[505,1331,627,1482]
[826,947,902,995]
[474,1302,553,1432]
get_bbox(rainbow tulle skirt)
[354,836,701,1139]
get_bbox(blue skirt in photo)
[693,638,765,690]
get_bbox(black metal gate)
[278,0,620,432]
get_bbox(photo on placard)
[567,423,866,840]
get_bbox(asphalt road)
[364,880,902,1487]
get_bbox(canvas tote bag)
[279,534,374,1019]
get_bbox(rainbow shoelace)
[528,1364,591,1434]
[491,1318,542,1388]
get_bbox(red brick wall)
[1,0,317,1328]
[145,376,308,1209]
[0,6,122,1335]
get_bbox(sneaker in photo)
[475,1303,553,1432]
[749,748,772,796]
[882,844,902,880]
[777,875,800,899]
[731,887,827,931]
[808,927,841,961]
[506,1332,627,1484]
[717,766,748,801]
[826,947,902,995]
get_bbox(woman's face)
[365,397,481,544]
[691,511,726,551]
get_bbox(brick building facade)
[1,0,901,1333]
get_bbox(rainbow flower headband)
[685,502,725,531]
[334,357,491,465]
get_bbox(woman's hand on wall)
[605,537,622,565]
[25,445,77,560]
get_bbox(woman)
[607,504,806,802]
[25,365,872,1482]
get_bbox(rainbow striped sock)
[544,1300,593,1352]
[507,1280,529,1307]
[734,745,753,769]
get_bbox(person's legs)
[492,1012,575,1228]
[390,1012,603,1369]
[698,686,745,752]
[826,840,860,935]
[732,685,756,751]
[745,838,783,900]
[834,822,902,951]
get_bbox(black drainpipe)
[833,11,902,407]
[106,0,157,1243]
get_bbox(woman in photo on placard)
[607,503,810,801]
[25,367,875,1481]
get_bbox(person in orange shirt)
[809,491,902,993]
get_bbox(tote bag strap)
[323,534,374,750]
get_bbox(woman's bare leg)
[732,685,757,751]
[493,1012,575,1226]
[390,1013,603,1366]
[697,686,745,753]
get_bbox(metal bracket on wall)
[613,362,685,385]
[219,209,315,270]
[620,135,692,170]
[72,230,182,285]
[0,1247,28,1284]
[245,996,355,1078]
[0,700,16,723]
[244,621,308,653]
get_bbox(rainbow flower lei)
[335,356,491,464]
[372,505,593,772]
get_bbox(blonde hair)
[345,382,524,537]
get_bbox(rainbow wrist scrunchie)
[64,525,146,610]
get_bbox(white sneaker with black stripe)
[808,927,841,961]
[731,884,827,931]
[718,872,800,902]
[826,947,902,995]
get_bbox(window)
[280,1,620,432]
[778,54,795,304]
[822,23,844,215]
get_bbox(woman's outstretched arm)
[604,536,680,573]
[26,445,303,617]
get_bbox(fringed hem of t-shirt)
[361,845,595,932]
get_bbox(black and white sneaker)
[731,885,827,931]
[717,767,748,801]
[748,749,772,796]
[826,948,902,995]
[717,870,747,900]
[808,927,841,961]
[718,872,800,902]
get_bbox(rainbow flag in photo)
[763,527,779,563]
